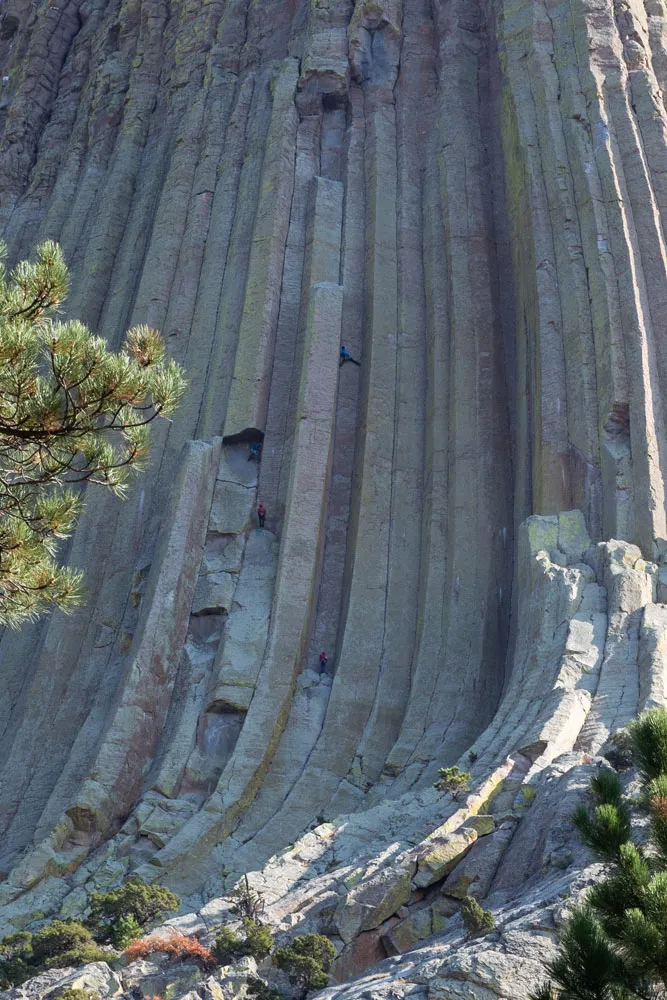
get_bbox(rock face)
[3,0,667,997]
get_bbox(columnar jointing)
[3,0,667,978]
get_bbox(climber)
[257,502,266,528]
[319,651,328,671]
[248,442,262,462]
[339,345,360,367]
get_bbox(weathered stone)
[466,816,495,837]
[47,963,122,999]
[382,905,433,954]
[558,510,591,562]
[334,864,413,943]
[192,572,236,616]
[413,829,478,889]
[4,3,667,999]
[208,482,254,536]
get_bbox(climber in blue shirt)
[340,346,360,367]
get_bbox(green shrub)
[108,914,142,950]
[246,976,281,1000]
[433,767,471,795]
[213,926,245,965]
[460,897,494,935]
[31,921,97,965]
[628,709,667,782]
[43,942,109,970]
[88,877,179,943]
[242,920,273,960]
[0,931,33,988]
[0,921,106,987]
[56,989,101,1000]
[273,934,335,995]
[213,919,273,965]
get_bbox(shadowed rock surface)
[3,0,667,996]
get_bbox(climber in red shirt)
[319,651,328,671]
[257,503,266,528]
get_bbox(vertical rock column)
[151,277,343,889]
[391,0,513,784]
[0,438,221,906]
[218,59,300,440]
[300,0,402,818]
[200,178,347,870]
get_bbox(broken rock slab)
[382,904,433,955]
[192,572,236,615]
[412,828,478,889]
[333,862,414,943]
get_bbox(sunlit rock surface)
[3,0,667,996]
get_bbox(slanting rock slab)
[382,904,433,954]
[441,824,517,899]
[466,815,495,837]
[413,828,478,888]
[334,862,414,943]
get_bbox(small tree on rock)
[273,935,335,997]
[88,876,180,947]
[460,896,494,936]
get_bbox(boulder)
[382,905,433,954]
[333,864,414,943]
[558,511,590,562]
[413,828,478,888]
[466,815,495,837]
[45,963,122,999]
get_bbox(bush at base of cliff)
[273,935,335,996]
[56,988,101,1000]
[213,919,273,965]
[0,921,107,987]
[246,976,281,1000]
[88,877,180,945]
[213,927,245,965]
[460,897,495,935]
[433,767,471,795]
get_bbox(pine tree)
[532,708,667,1000]
[0,241,186,627]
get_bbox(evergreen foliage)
[0,240,186,627]
[0,877,181,988]
[0,921,107,988]
[212,919,273,964]
[56,989,101,1000]
[212,926,245,965]
[533,708,667,1000]
[273,934,335,996]
[87,876,180,946]
[246,976,281,1000]
[460,896,495,935]
[433,766,471,795]
[242,920,273,960]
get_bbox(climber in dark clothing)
[339,346,360,367]
[319,651,328,671]
[257,502,266,528]
[248,442,262,462]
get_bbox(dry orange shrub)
[124,933,215,970]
